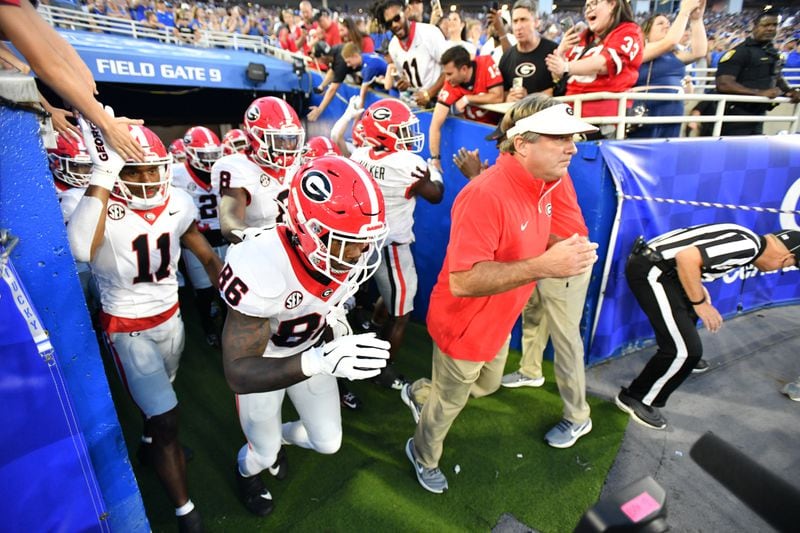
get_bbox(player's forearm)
[223,355,306,394]
[219,194,247,243]
[414,181,444,204]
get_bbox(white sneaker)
[544,418,592,449]
[501,371,545,388]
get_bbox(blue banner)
[590,136,800,363]
[0,253,108,532]
[62,31,300,91]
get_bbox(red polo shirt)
[549,172,588,239]
[426,153,559,361]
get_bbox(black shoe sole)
[614,394,667,430]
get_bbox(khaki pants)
[411,339,509,468]
[519,269,591,424]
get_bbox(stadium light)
[246,62,268,84]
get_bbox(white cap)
[505,103,599,137]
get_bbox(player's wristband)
[688,295,706,306]
[429,155,440,160]
[89,169,117,191]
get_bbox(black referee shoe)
[615,389,667,430]
[692,359,710,374]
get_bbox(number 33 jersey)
[91,187,197,319]
[219,226,352,359]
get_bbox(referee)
[616,224,800,430]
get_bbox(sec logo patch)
[285,291,303,309]
[108,204,125,220]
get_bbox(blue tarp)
[62,30,301,92]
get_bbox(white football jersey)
[56,184,86,224]
[210,153,287,229]
[90,188,197,319]
[171,162,221,232]
[349,147,441,244]
[389,21,449,90]
[220,227,353,359]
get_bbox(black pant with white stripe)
[624,254,702,408]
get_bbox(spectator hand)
[545,52,567,80]
[396,77,411,91]
[413,90,430,107]
[300,333,390,380]
[557,27,581,55]
[452,147,486,180]
[429,157,443,173]
[307,106,322,122]
[506,87,528,102]
[786,88,800,104]
[487,10,505,37]
[77,106,126,190]
[760,87,782,99]
[536,234,598,279]
[313,85,325,94]
[48,106,82,140]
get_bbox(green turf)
[104,303,628,533]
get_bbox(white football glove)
[300,333,390,381]
[326,305,352,339]
[77,106,125,190]
[231,225,273,242]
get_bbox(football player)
[48,132,97,310]
[219,155,391,517]
[212,96,305,243]
[168,138,187,163]
[67,117,222,533]
[172,126,226,347]
[221,128,249,156]
[351,98,444,389]
[380,0,450,107]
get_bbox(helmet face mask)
[362,99,424,153]
[113,126,172,210]
[288,156,388,285]
[183,126,222,173]
[48,133,92,187]
[244,97,305,169]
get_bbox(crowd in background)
[42,0,800,64]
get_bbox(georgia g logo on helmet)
[371,107,392,121]
[301,170,333,203]
[245,104,261,122]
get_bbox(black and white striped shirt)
[647,223,765,281]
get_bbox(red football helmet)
[48,132,92,188]
[351,118,367,148]
[361,98,423,153]
[114,125,173,210]
[243,96,305,169]
[168,138,186,162]
[303,136,342,160]
[288,155,388,284]
[183,126,222,173]
[222,128,248,155]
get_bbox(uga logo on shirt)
[285,291,303,309]
[545,203,552,217]
[301,170,332,203]
[514,63,537,77]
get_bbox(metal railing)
[38,4,268,53]
[481,91,800,140]
[686,66,800,93]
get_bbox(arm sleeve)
[437,83,459,106]
[715,46,746,79]
[600,23,643,76]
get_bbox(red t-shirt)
[549,173,588,239]
[360,35,375,53]
[0,0,21,5]
[324,22,342,46]
[436,55,504,124]
[426,153,558,361]
[565,21,643,117]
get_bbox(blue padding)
[0,106,148,532]
[61,30,301,91]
